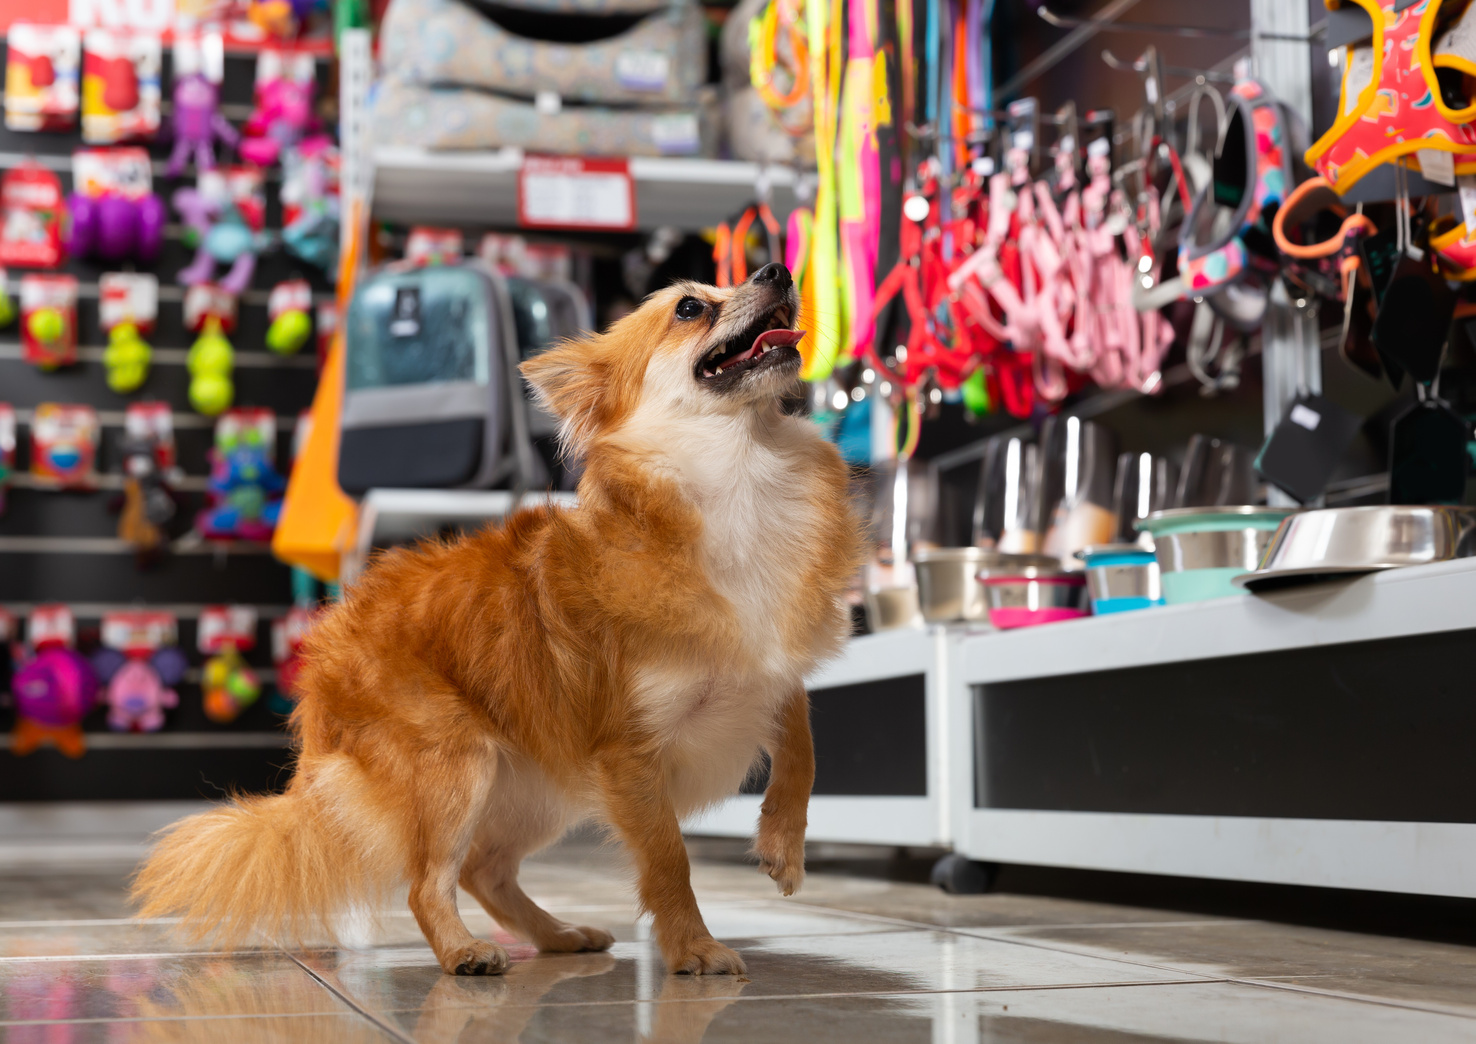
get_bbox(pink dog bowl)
[981,573,1089,629]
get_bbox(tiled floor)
[2,837,1475,1042]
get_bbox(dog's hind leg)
[461,847,614,954]
[460,782,614,954]
[401,739,507,975]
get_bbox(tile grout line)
[1232,976,1476,1022]
[285,950,419,1044]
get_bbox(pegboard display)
[0,42,334,800]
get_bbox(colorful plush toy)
[11,646,98,757]
[90,644,185,732]
[115,430,176,562]
[279,138,339,274]
[167,71,239,176]
[202,645,260,723]
[173,187,264,295]
[238,56,318,169]
[197,418,285,541]
[186,317,234,415]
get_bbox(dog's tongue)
[747,328,805,359]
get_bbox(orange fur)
[132,267,862,976]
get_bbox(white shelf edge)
[958,557,1476,684]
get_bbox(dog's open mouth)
[696,308,804,382]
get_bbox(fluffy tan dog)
[133,263,861,977]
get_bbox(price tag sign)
[518,156,636,231]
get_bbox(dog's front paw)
[666,936,747,976]
[755,821,805,896]
[440,939,509,976]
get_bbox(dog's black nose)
[750,262,792,288]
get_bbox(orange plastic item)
[270,201,362,581]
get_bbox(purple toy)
[173,187,261,295]
[91,646,185,733]
[13,647,99,728]
[66,192,166,265]
[167,73,240,177]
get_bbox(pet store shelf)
[955,555,1476,683]
[371,147,800,231]
[946,557,1476,898]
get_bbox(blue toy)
[197,424,285,541]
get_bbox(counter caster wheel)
[931,854,998,895]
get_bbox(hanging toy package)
[0,404,14,516]
[198,605,261,724]
[0,163,67,269]
[99,272,158,394]
[67,148,166,267]
[115,402,179,563]
[183,284,238,415]
[269,590,320,715]
[92,612,185,733]
[239,49,319,169]
[11,605,98,758]
[29,403,98,489]
[198,408,285,542]
[20,274,78,370]
[4,24,81,132]
[266,278,313,355]
[80,29,163,145]
[167,32,235,176]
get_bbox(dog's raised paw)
[541,925,616,953]
[443,940,509,976]
[670,938,747,976]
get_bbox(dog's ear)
[521,338,613,455]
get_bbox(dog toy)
[167,71,239,176]
[19,274,78,370]
[187,317,234,415]
[115,430,177,561]
[80,30,162,144]
[4,25,81,132]
[173,187,263,295]
[202,646,260,723]
[279,139,339,273]
[66,191,166,265]
[238,52,318,168]
[29,403,97,488]
[0,272,14,327]
[0,405,14,516]
[265,279,313,354]
[11,646,98,757]
[0,163,66,268]
[198,414,285,541]
[102,322,151,393]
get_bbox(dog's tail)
[131,768,398,947]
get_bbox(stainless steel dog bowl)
[1074,543,1162,613]
[1234,505,1476,591]
[1138,506,1295,603]
[913,549,1060,623]
[981,569,1088,629]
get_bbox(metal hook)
[1102,49,1235,84]
[1041,6,1249,38]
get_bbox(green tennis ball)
[189,333,234,377]
[225,670,261,703]
[191,373,234,415]
[0,293,16,328]
[266,309,311,354]
[108,362,149,394]
[27,307,64,344]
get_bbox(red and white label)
[215,406,276,458]
[0,163,66,268]
[268,278,311,321]
[72,145,153,200]
[518,156,636,231]
[102,610,176,655]
[123,400,175,468]
[183,282,237,331]
[404,226,463,267]
[197,604,258,654]
[27,603,75,650]
[99,271,157,331]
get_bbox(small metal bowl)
[914,549,1061,624]
[981,571,1088,629]
[1074,543,1163,613]
[1234,505,1476,591]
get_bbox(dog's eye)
[674,297,706,321]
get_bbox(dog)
[133,262,862,977]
